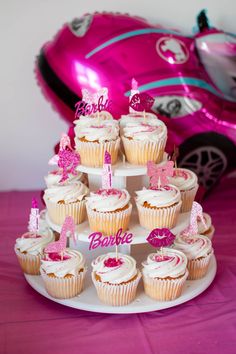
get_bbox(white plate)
[25,255,216,314]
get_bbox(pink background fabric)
[1,179,236,354]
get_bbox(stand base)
[25,256,216,314]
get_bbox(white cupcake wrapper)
[40,268,87,299]
[15,247,41,275]
[92,271,141,306]
[136,200,182,230]
[122,136,167,165]
[187,252,213,280]
[86,203,132,236]
[142,270,189,301]
[180,184,199,213]
[75,138,120,167]
[45,199,86,225]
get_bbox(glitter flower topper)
[48,133,80,183]
[147,228,176,248]
[74,88,112,118]
[147,160,174,188]
[129,92,155,112]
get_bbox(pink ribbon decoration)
[146,228,176,248]
[182,202,207,236]
[129,92,155,112]
[44,216,75,254]
[102,151,112,189]
[28,198,39,235]
[147,160,174,188]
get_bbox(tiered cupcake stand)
[24,156,217,314]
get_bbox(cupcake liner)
[142,270,189,301]
[187,252,213,280]
[75,138,120,167]
[92,271,141,306]
[86,203,132,236]
[136,200,182,230]
[180,184,199,213]
[203,225,215,240]
[15,247,41,275]
[40,268,86,299]
[45,199,86,225]
[122,136,167,165]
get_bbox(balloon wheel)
[179,146,227,189]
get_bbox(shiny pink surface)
[1,181,236,353]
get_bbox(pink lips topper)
[102,151,112,189]
[129,92,155,112]
[48,133,80,183]
[182,201,207,236]
[147,228,176,248]
[44,216,76,255]
[147,160,174,188]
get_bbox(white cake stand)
[27,159,217,314]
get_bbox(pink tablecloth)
[1,180,236,354]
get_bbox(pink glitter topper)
[147,160,174,188]
[102,151,112,189]
[28,198,40,235]
[147,228,176,248]
[48,134,80,183]
[129,92,155,112]
[88,228,133,251]
[44,216,75,254]
[181,201,207,236]
[75,87,112,118]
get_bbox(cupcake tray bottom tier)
[24,255,216,314]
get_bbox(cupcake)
[119,112,157,134]
[91,252,141,306]
[135,185,182,230]
[121,118,167,165]
[44,181,89,225]
[174,234,213,280]
[40,249,86,299]
[197,212,215,240]
[168,168,199,213]
[142,248,188,301]
[44,168,88,188]
[86,188,132,236]
[74,119,120,167]
[15,228,54,275]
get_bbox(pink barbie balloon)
[35,11,236,192]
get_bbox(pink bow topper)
[182,202,207,237]
[28,198,40,235]
[44,216,75,254]
[147,228,176,248]
[102,151,112,189]
[129,92,155,112]
[82,88,108,105]
[147,160,174,188]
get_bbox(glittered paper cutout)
[147,228,176,248]
[147,160,174,188]
[181,202,207,236]
[129,92,155,112]
[28,198,40,235]
[102,151,112,189]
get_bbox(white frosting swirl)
[198,213,212,234]
[174,234,213,260]
[15,229,54,256]
[44,181,89,204]
[74,119,119,142]
[142,248,188,279]
[86,188,130,212]
[136,185,181,208]
[74,111,114,123]
[44,169,83,188]
[168,168,198,191]
[122,119,167,142]
[119,112,157,132]
[92,252,138,284]
[41,249,85,277]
